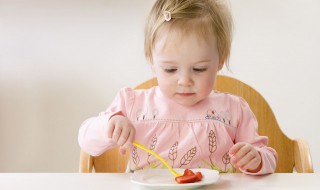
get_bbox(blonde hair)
[144,0,233,68]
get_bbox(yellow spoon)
[132,141,183,177]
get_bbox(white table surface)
[0,173,319,190]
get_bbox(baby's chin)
[174,99,203,107]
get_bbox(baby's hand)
[107,115,135,155]
[229,142,262,173]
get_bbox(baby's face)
[151,31,221,106]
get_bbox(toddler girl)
[78,0,277,175]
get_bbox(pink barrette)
[164,11,171,21]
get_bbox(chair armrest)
[79,149,93,173]
[293,138,313,173]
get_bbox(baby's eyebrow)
[157,58,213,66]
[194,59,212,63]
[158,60,177,64]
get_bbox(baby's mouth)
[176,93,195,96]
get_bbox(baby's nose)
[178,73,193,86]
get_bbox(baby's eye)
[193,68,207,72]
[164,68,177,73]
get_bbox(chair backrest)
[79,75,313,173]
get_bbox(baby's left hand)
[229,142,262,173]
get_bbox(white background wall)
[0,0,319,172]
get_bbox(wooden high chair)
[79,75,313,173]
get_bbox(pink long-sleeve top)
[78,86,277,175]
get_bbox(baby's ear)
[218,54,225,70]
[218,61,225,70]
[149,59,154,66]
[148,58,156,71]
[149,61,154,71]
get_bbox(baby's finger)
[117,127,131,146]
[229,142,246,156]
[240,154,261,171]
[119,146,127,155]
[235,144,253,158]
[106,120,115,139]
[121,128,135,149]
[112,125,122,143]
[236,151,255,168]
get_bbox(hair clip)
[163,11,171,21]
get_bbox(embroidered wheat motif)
[147,134,157,165]
[208,130,217,165]
[179,147,196,167]
[168,141,178,168]
[132,146,140,169]
[222,152,231,172]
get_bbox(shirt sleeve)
[78,87,134,156]
[235,97,278,175]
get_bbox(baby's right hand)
[107,115,135,155]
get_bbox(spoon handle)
[132,142,182,177]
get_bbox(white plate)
[130,168,219,190]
